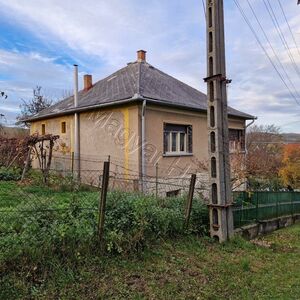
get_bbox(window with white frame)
[163,123,192,155]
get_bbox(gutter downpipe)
[243,117,257,190]
[141,99,147,193]
[245,117,257,154]
[74,64,80,182]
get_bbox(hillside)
[0,126,29,138]
[282,133,300,144]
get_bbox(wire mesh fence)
[233,191,300,228]
[2,152,299,259]
[0,157,209,258]
[49,153,210,198]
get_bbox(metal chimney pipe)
[73,64,80,181]
[74,64,79,107]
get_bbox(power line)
[263,0,300,77]
[201,0,206,20]
[233,0,300,106]
[245,0,300,100]
[277,0,300,58]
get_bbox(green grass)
[1,225,300,299]
[1,181,300,299]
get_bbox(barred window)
[163,123,192,154]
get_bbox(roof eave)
[24,96,255,122]
[23,97,139,122]
[142,97,256,120]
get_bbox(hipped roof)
[25,61,254,121]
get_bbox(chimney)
[137,50,146,62]
[84,74,93,91]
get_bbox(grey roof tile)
[26,61,254,121]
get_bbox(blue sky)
[0,0,299,132]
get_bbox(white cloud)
[0,49,74,123]
[0,0,299,132]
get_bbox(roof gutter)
[23,96,255,122]
[23,97,137,122]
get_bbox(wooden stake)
[185,174,196,228]
[71,151,74,175]
[155,163,158,198]
[98,161,110,248]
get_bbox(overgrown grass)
[1,224,300,299]
[0,180,208,268]
[2,180,300,299]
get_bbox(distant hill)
[0,126,29,138]
[282,133,300,144]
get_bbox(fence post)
[155,163,158,198]
[291,192,293,218]
[71,151,74,176]
[21,146,32,181]
[276,192,279,219]
[184,174,196,228]
[97,161,110,249]
[255,192,259,223]
[276,192,279,229]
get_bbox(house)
[25,50,255,192]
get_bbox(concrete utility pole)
[74,64,81,182]
[204,0,234,242]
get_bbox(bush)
[0,167,21,181]
[104,192,208,253]
[0,183,208,269]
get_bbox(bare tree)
[0,91,8,134]
[18,86,53,122]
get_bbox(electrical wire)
[233,0,300,106]
[277,0,300,58]
[263,0,300,77]
[202,0,206,20]
[245,0,300,100]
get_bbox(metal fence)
[0,159,204,254]
[233,191,300,228]
[49,154,209,199]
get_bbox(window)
[229,129,245,151]
[41,124,46,135]
[166,189,181,197]
[61,121,66,134]
[163,123,192,155]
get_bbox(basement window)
[166,189,181,197]
[61,121,66,134]
[41,124,46,135]
[163,123,192,155]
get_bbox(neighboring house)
[25,50,255,191]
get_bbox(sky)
[0,0,299,132]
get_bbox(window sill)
[163,153,193,157]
